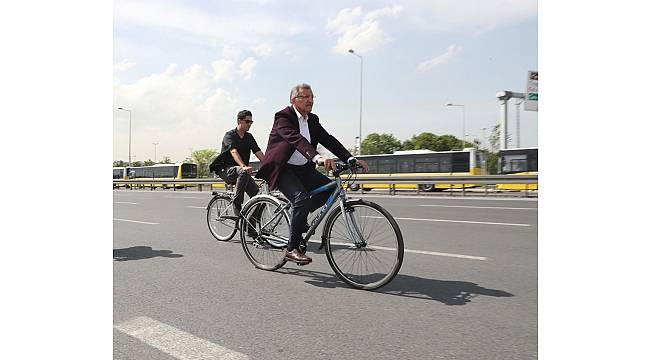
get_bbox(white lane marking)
[114,201,138,205]
[114,316,249,360]
[419,204,537,210]
[354,194,538,202]
[308,240,487,260]
[165,196,204,199]
[187,206,206,209]
[113,218,159,225]
[363,215,530,227]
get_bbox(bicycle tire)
[240,195,290,271]
[206,195,238,241]
[324,199,404,290]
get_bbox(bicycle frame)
[251,165,366,250]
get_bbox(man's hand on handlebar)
[356,159,369,173]
[318,157,336,172]
[242,166,253,174]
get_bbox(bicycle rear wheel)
[240,195,289,270]
[324,199,403,290]
[207,195,238,241]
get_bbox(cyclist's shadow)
[113,246,184,262]
[279,268,513,305]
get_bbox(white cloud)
[417,45,462,71]
[114,63,240,161]
[114,59,136,72]
[212,59,236,82]
[250,43,272,58]
[239,57,257,80]
[327,5,403,54]
[114,0,307,44]
[405,0,537,34]
[221,44,241,59]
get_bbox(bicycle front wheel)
[240,195,290,271]
[324,199,404,290]
[207,195,238,241]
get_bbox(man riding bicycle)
[210,110,265,217]
[256,83,368,265]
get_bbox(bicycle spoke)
[325,201,403,290]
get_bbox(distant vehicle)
[113,163,198,189]
[113,167,127,188]
[497,147,538,190]
[344,148,485,192]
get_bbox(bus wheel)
[418,184,435,192]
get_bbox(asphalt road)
[114,189,538,360]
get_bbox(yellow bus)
[113,167,127,188]
[346,148,485,192]
[114,163,198,189]
[496,147,538,190]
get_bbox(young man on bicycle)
[210,110,265,217]
[256,84,368,265]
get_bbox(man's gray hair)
[290,83,312,102]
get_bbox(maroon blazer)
[256,106,352,189]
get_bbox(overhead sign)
[524,70,538,111]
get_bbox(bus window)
[181,164,197,178]
[440,154,452,172]
[364,159,378,173]
[397,158,414,173]
[415,156,438,173]
[451,152,470,172]
[502,154,528,173]
[377,158,395,174]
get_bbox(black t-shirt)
[220,129,261,167]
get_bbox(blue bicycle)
[238,161,404,290]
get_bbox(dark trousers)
[219,166,259,211]
[276,164,334,251]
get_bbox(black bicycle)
[238,161,404,290]
[206,175,284,241]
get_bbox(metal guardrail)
[113,174,537,186]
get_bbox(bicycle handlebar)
[332,161,362,177]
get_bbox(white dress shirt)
[287,106,322,165]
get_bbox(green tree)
[402,132,437,150]
[143,159,155,166]
[131,161,143,167]
[191,149,217,177]
[402,133,466,151]
[485,151,499,174]
[161,156,172,164]
[113,160,127,167]
[361,133,403,155]
[489,124,511,152]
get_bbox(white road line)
[187,206,206,209]
[354,194,538,201]
[419,204,537,210]
[114,316,249,360]
[113,218,159,225]
[364,215,530,227]
[165,196,204,199]
[114,201,138,205]
[308,240,487,260]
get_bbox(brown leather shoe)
[284,249,312,264]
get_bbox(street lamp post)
[445,103,466,148]
[152,142,159,163]
[515,99,523,148]
[117,107,132,166]
[348,49,363,155]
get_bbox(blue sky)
[113,0,537,162]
